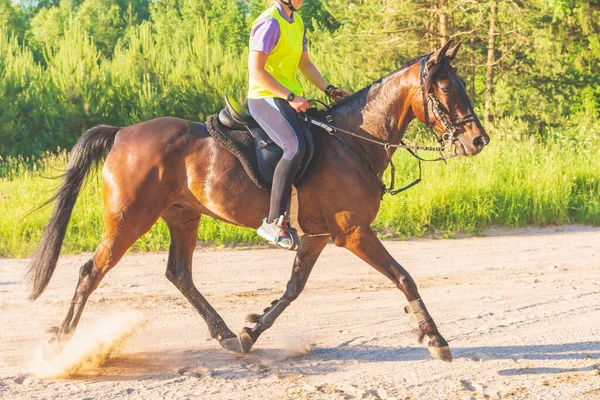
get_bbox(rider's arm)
[248,51,296,99]
[298,51,329,92]
[299,51,351,102]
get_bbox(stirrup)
[257,216,299,251]
[275,215,300,251]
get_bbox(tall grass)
[1,125,599,258]
[376,126,600,237]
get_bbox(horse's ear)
[427,40,453,69]
[446,41,461,62]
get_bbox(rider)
[248,0,350,250]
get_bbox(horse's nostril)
[473,135,485,148]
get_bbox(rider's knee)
[285,136,307,166]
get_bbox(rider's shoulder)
[255,15,279,29]
[253,8,280,27]
[254,6,278,22]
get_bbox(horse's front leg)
[335,225,452,362]
[239,235,330,353]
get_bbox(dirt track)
[1,226,599,399]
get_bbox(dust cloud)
[28,311,144,378]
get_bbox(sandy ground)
[1,226,599,400]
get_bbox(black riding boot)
[268,158,297,222]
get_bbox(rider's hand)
[329,88,351,104]
[289,96,310,113]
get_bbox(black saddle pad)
[205,114,324,191]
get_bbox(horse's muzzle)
[458,131,489,156]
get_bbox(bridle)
[419,56,478,148]
[299,54,479,196]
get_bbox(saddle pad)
[206,114,271,190]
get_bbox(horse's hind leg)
[239,235,330,353]
[52,239,123,342]
[48,202,165,356]
[335,225,452,362]
[162,207,239,352]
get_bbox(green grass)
[1,126,599,258]
[376,125,600,236]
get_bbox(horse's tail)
[27,125,120,301]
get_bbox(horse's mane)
[331,51,455,110]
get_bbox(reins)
[299,100,450,154]
[299,55,473,197]
[299,110,439,197]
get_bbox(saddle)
[206,94,321,191]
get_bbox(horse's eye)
[441,86,452,94]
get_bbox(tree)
[27,0,71,57]
[439,0,448,46]
[298,0,338,32]
[75,0,124,57]
[484,1,496,124]
[151,0,248,50]
[0,0,27,39]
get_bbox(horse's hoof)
[239,329,255,354]
[47,326,59,334]
[219,337,243,354]
[429,345,453,362]
[43,336,65,360]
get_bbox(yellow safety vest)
[248,6,304,99]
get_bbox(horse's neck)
[331,72,415,173]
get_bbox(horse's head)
[410,41,490,156]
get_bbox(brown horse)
[28,41,489,362]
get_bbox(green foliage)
[0,0,27,39]
[150,0,248,50]
[548,0,580,19]
[2,0,599,155]
[316,0,426,78]
[0,15,248,155]
[376,125,600,237]
[26,0,71,56]
[297,0,338,32]
[573,86,600,120]
[74,0,127,57]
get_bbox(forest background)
[0,0,599,257]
